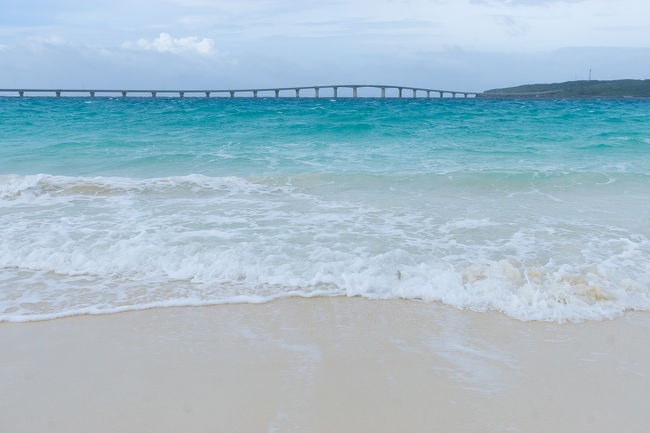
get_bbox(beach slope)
[1,298,649,433]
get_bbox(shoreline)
[2,297,648,433]
[2,294,648,324]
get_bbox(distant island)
[480,79,650,98]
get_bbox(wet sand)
[1,297,649,433]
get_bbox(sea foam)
[1,172,648,323]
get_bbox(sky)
[1,0,649,91]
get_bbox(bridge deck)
[0,85,481,98]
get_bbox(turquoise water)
[1,98,649,321]
[3,98,650,176]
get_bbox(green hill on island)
[481,79,650,98]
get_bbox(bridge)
[0,85,481,98]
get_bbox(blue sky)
[1,0,649,91]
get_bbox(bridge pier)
[90,91,95,97]
[205,92,210,98]
[413,89,417,98]
[295,89,300,98]
[398,88,403,98]
[253,90,258,98]
[452,92,456,98]
[275,90,279,98]
[56,91,61,97]
[426,91,430,98]
[353,87,358,98]
[230,91,235,98]
[151,92,156,98]
[333,87,338,98]
[179,92,184,98]
[439,92,444,98]
[381,87,386,98]
[122,91,127,98]
[314,87,319,98]
[19,91,24,97]
[464,93,468,98]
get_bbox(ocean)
[1,97,648,322]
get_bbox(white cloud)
[124,32,215,55]
[29,34,67,46]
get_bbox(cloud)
[29,34,68,46]
[124,32,215,55]
[470,0,585,4]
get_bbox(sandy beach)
[1,297,648,433]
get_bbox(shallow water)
[1,98,649,322]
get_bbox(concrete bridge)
[0,85,481,99]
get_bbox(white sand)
[1,297,649,432]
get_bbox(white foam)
[1,173,649,323]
